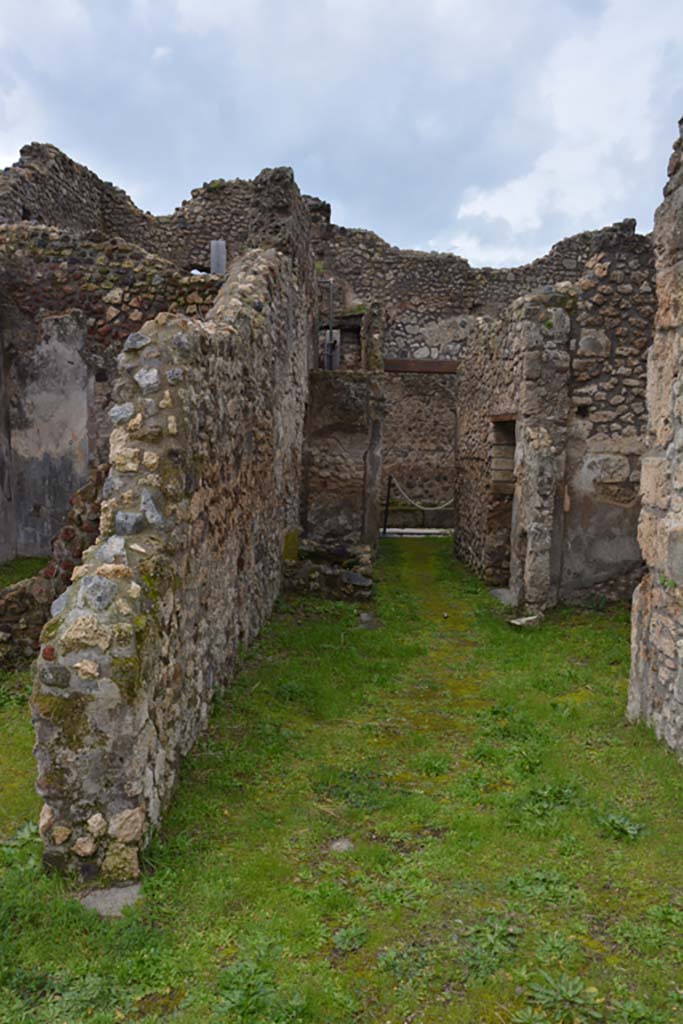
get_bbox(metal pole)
[382,475,393,536]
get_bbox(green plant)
[526,972,603,1022]
[658,573,678,591]
[215,944,310,1023]
[598,812,645,841]
[610,997,667,1024]
[536,931,581,968]
[332,922,368,953]
[518,783,579,821]
[462,914,521,980]
[508,869,578,905]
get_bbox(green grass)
[1,539,682,1022]
[0,556,47,591]
[0,556,46,839]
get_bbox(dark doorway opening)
[486,418,517,585]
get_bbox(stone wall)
[629,118,683,752]
[32,246,313,881]
[310,201,644,359]
[0,224,221,390]
[9,312,92,555]
[381,371,457,528]
[453,313,524,582]
[559,236,653,600]
[0,144,315,274]
[452,227,653,607]
[0,226,221,559]
[0,465,105,665]
[0,308,14,562]
[301,371,384,552]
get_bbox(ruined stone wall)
[0,144,295,272]
[453,313,524,582]
[0,224,221,383]
[0,307,14,562]
[301,371,384,551]
[0,226,221,558]
[8,311,93,556]
[32,246,313,881]
[0,465,105,665]
[452,236,653,605]
[311,208,643,359]
[560,236,653,600]
[629,119,683,752]
[381,372,457,527]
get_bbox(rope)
[391,477,454,512]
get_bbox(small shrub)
[598,812,645,841]
[517,783,579,822]
[525,971,603,1023]
[508,868,577,905]
[462,914,521,980]
[332,922,368,953]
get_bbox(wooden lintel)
[383,359,458,374]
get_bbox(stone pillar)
[0,327,15,562]
[628,118,683,752]
[508,294,572,610]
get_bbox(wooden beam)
[383,358,458,374]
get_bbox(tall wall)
[9,311,92,555]
[629,119,683,751]
[452,222,653,608]
[0,314,14,562]
[32,246,313,881]
[310,202,643,359]
[0,227,221,558]
[559,239,653,601]
[301,371,384,551]
[0,144,302,273]
[381,371,457,527]
[0,465,105,665]
[453,311,525,583]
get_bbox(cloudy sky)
[1,0,682,266]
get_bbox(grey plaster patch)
[79,883,142,917]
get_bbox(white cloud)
[151,45,172,61]
[0,0,90,63]
[455,0,683,238]
[427,229,540,268]
[0,80,46,170]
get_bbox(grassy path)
[1,539,683,1022]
